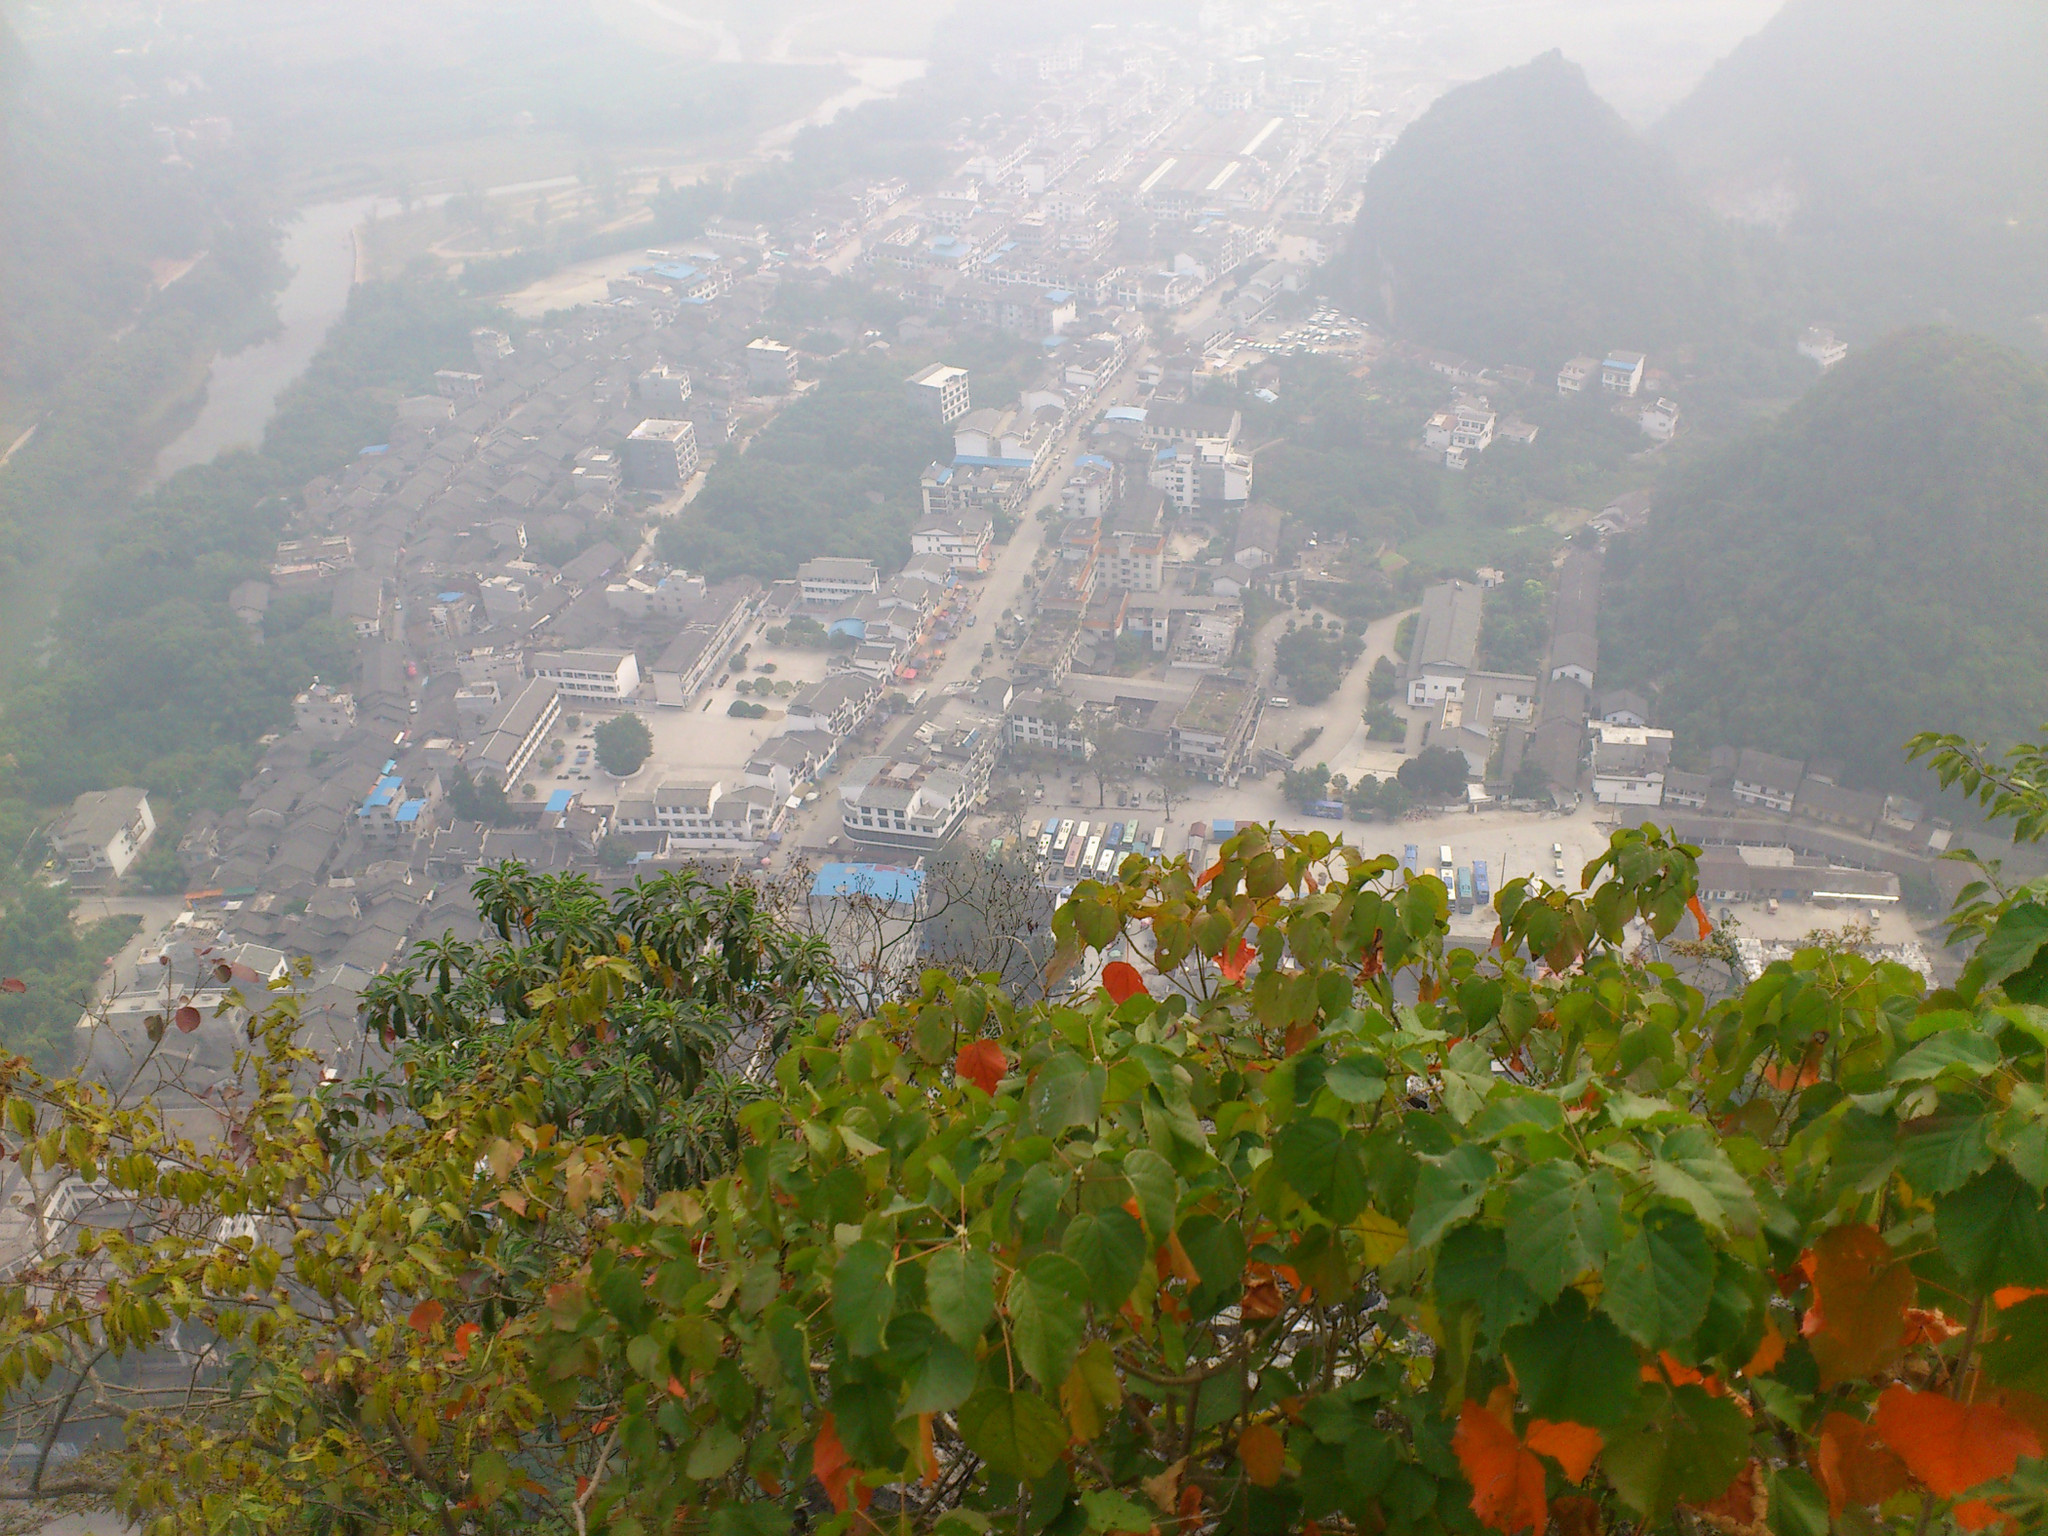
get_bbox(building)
[1694,845,1900,908]
[910,512,995,573]
[1639,397,1681,442]
[1145,402,1241,448]
[783,674,883,739]
[635,364,692,407]
[1170,673,1260,783]
[614,780,773,851]
[904,363,972,424]
[838,708,1002,851]
[51,788,156,882]
[1557,357,1597,395]
[1591,723,1674,806]
[1547,551,1601,689]
[529,648,641,703]
[471,678,561,790]
[745,338,798,393]
[797,558,880,607]
[1732,749,1806,814]
[1798,326,1848,370]
[1664,769,1712,810]
[622,419,699,491]
[1235,502,1283,569]
[1601,351,1646,396]
[293,684,357,739]
[331,571,385,640]
[1405,580,1485,706]
[1793,778,1885,836]
[648,581,759,708]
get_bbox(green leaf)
[2000,1087,2048,1190]
[1600,1209,1715,1351]
[1602,1384,1749,1520]
[1009,1252,1089,1388]
[928,1248,995,1347]
[1081,1492,1158,1534]
[1890,1029,2002,1083]
[1325,1055,1385,1103]
[1434,1224,1541,1338]
[1895,1111,1995,1196]
[1648,1126,1760,1237]
[686,1424,743,1480]
[957,1388,1068,1480]
[1124,1148,1178,1241]
[1503,1291,1641,1428]
[1979,1295,2048,1395]
[1408,1144,1496,1249]
[832,1240,894,1358]
[1062,1208,1146,1311]
[1974,901,2048,989]
[626,1333,667,1382]
[1274,1117,1369,1222]
[1765,1467,1830,1536]
[904,1337,976,1413]
[1939,1162,2048,1291]
[1176,1213,1247,1315]
[1503,1161,1619,1300]
[1029,1052,1104,1136]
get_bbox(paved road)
[1252,605,1415,784]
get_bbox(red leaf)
[453,1322,481,1358]
[1687,895,1713,938]
[813,1413,869,1512]
[174,1005,202,1033]
[1525,1419,1602,1484]
[1101,960,1148,1004]
[0,977,25,994]
[1241,1279,1285,1319]
[1741,1321,1786,1378]
[1216,940,1255,983]
[1454,1399,1547,1535]
[1874,1383,2042,1498]
[1804,1223,1913,1386]
[408,1299,444,1334]
[1197,860,1223,889]
[955,1039,1006,1096]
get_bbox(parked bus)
[1107,821,1125,849]
[1037,832,1054,862]
[1473,860,1490,907]
[1052,819,1074,855]
[1081,834,1102,871]
[1438,845,1456,884]
[1403,844,1419,875]
[1024,819,1040,842]
[1456,865,1475,915]
[1065,826,1090,871]
[1097,845,1118,876]
[1150,826,1166,857]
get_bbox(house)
[952,407,1058,485]
[1694,846,1899,908]
[1793,778,1885,836]
[745,338,799,393]
[1638,397,1681,442]
[1547,551,1601,688]
[904,363,971,424]
[1664,769,1712,809]
[529,648,640,703]
[1230,501,1281,570]
[797,558,880,607]
[1451,397,1495,453]
[52,788,156,882]
[1591,723,1673,806]
[470,679,561,791]
[1170,673,1260,784]
[837,705,1003,850]
[1557,357,1598,395]
[741,733,828,799]
[1422,412,1456,452]
[1732,749,1805,814]
[647,580,758,707]
[1798,326,1848,370]
[294,684,357,739]
[1405,580,1484,706]
[1596,689,1650,728]
[621,419,698,491]
[634,364,691,407]
[1601,351,1646,396]
[331,571,385,640]
[782,674,883,739]
[1145,402,1241,448]
[614,780,774,851]
[910,511,995,573]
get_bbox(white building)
[1732,749,1805,814]
[1639,397,1681,442]
[797,558,880,607]
[910,512,995,573]
[52,788,156,882]
[1601,350,1646,396]
[622,419,699,490]
[529,648,641,703]
[1557,356,1597,395]
[1591,723,1674,806]
[1799,326,1848,370]
[745,338,798,393]
[905,363,972,424]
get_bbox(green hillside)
[1603,328,2048,788]
[1655,0,2048,352]
[1336,51,1792,383]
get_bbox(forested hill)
[1604,328,2048,789]
[1655,0,2048,353]
[1335,51,1786,374]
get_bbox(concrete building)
[471,678,561,790]
[797,558,880,607]
[1798,326,1849,370]
[1405,580,1484,706]
[1591,723,1674,806]
[52,788,156,882]
[910,511,995,573]
[1557,357,1597,395]
[529,648,641,703]
[1170,673,1260,783]
[904,363,972,424]
[1732,749,1806,814]
[622,419,699,491]
[1601,350,1646,396]
[745,338,799,393]
[1548,552,1602,689]
[615,780,773,850]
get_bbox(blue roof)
[1074,453,1112,469]
[544,790,572,813]
[1212,819,1238,837]
[436,591,466,603]
[1105,406,1147,422]
[634,262,701,282]
[395,800,425,823]
[362,774,405,814]
[359,444,390,456]
[811,862,925,906]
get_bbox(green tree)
[131,842,187,896]
[592,713,654,776]
[1399,743,1472,799]
[1365,700,1405,741]
[1367,654,1400,705]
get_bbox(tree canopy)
[594,714,654,777]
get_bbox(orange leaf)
[1161,1233,1201,1285]
[1764,1047,1822,1092]
[1238,1422,1286,1487]
[917,1411,939,1485]
[813,1413,870,1513]
[1197,860,1223,889]
[1282,1022,1319,1056]
[1525,1420,1602,1484]
[1995,1286,2048,1310]
[1176,1481,1204,1528]
[1454,1399,1548,1536]
[453,1322,481,1358]
[1687,895,1713,938]
[1805,1224,1913,1386]
[1216,940,1255,983]
[1952,1499,2014,1533]
[1814,1412,1909,1516]
[1242,1279,1285,1319]
[1102,960,1148,1004]
[1903,1306,1964,1348]
[1874,1384,2042,1498]
[408,1299,444,1334]
[1688,1459,1766,1528]
[955,1039,1006,1096]
[1742,1321,1786,1378]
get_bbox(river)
[148,197,381,487]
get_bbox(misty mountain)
[1656,0,2048,351]
[1334,51,1787,374]
[1605,328,2048,788]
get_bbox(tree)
[1399,742,1472,799]
[1512,754,1553,800]
[592,712,653,776]
[1367,654,1400,704]
[10,740,2048,1532]
[132,842,187,896]
[1281,760,1333,808]
[445,765,517,826]
[1365,700,1405,741]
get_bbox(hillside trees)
[1,763,2047,1530]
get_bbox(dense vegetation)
[1274,616,1363,703]
[1478,573,1550,674]
[1655,0,2048,355]
[0,876,138,1075]
[1335,52,1801,402]
[0,278,488,812]
[1605,328,2048,789]
[660,336,1039,581]
[11,746,2048,1531]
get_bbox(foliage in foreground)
[1,786,2047,1531]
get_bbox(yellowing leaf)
[1354,1206,1408,1267]
[1238,1422,1285,1487]
[1061,1362,1103,1442]
[1804,1223,1913,1386]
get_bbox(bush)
[726,700,767,718]
[1365,701,1405,741]
[592,713,654,775]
